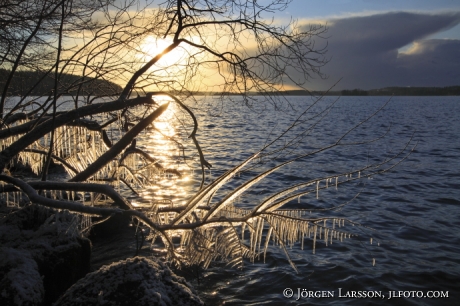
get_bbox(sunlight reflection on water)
[130,96,199,208]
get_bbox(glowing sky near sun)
[132,0,460,90]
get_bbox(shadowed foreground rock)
[54,256,204,306]
[0,247,44,305]
[0,205,91,305]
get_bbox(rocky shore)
[0,205,203,306]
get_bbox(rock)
[0,204,91,305]
[54,256,204,306]
[0,247,44,306]
[34,235,91,305]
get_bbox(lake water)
[9,95,459,305]
[167,96,459,305]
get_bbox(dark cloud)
[301,12,460,90]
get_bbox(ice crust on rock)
[55,256,204,306]
[0,247,44,306]
[0,205,91,305]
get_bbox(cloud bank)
[299,12,460,90]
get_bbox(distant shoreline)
[187,86,460,96]
[3,68,459,98]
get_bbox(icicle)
[257,218,264,255]
[65,127,73,156]
[298,195,300,203]
[59,127,63,157]
[370,237,373,245]
[301,232,305,250]
[312,225,317,254]
[372,258,376,266]
[249,219,256,254]
[358,171,361,178]
[241,222,246,241]
[335,177,338,189]
[116,167,120,194]
[80,127,84,154]
[56,127,61,157]
[93,132,97,162]
[316,181,319,199]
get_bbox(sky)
[276,0,460,90]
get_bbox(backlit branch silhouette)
[0,0,414,270]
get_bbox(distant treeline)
[338,86,460,96]
[4,70,459,97]
[186,86,460,96]
[369,86,460,96]
[282,86,460,96]
[340,89,369,96]
[0,69,122,97]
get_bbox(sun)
[140,37,172,56]
[138,36,187,66]
[135,35,213,91]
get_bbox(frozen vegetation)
[0,0,415,304]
